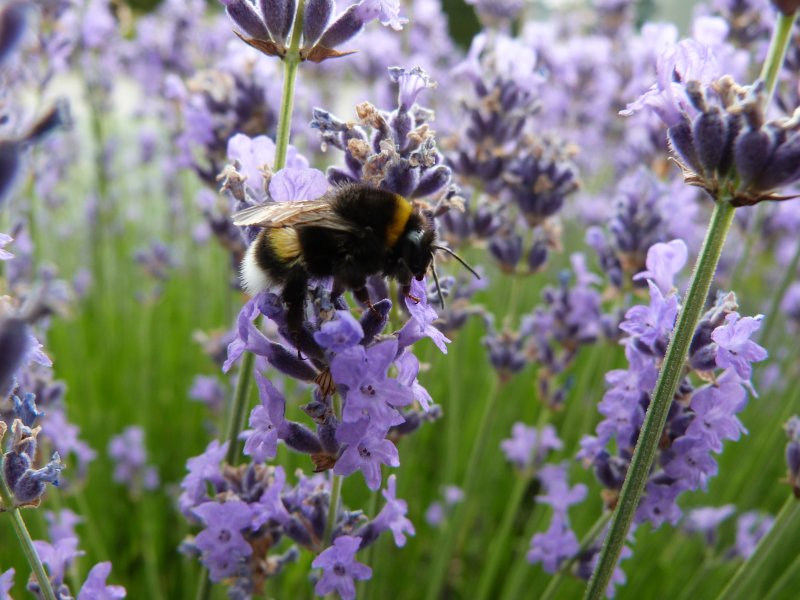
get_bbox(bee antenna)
[431,257,445,309]
[432,245,481,280]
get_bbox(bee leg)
[283,270,309,359]
[353,286,381,316]
[400,283,421,304]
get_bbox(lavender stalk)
[586,10,798,596]
[0,457,57,600]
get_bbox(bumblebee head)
[402,228,437,281]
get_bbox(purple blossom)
[527,513,579,573]
[45,509,82,544]
[635,482,684,528]
[40,409,96,478]
[663,436,719,489]
[188,375,226,412]
[193,500,254,582]
[311,535,372,600]
[394,351,432,412]
[314,310,364,352]
[77,562,126,600]
[334,418,399,490]
[536,464,587,515]
[32,537,84,587]
[399,278,450,353]
[226,134,275,198]
[684,505,735,545]
[734,511,774,559]
[686,370,747,452]
[368,475,414,546]
[251,465,292,529]
[0,568,13,599]
[179,440,229,516]
[107,426,159,491]
[242,372,287,463]
[619,281,679,351]
[0,233,13,260]
[269,167,329,202]
[712,314,767,380]
[330,339,412,426]
[633,239,689,295]
[500,423,563,470]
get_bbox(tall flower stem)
[0,458,57,600]
[323,474,343,548]
[584,200,736,599]
[759,11,797,103]
[716,495,800,600]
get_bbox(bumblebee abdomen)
[240,228,303,294]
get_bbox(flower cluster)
[579,240,767,527]
[223,0,406,63]
[107,426,160,494]
[624,38,800,206]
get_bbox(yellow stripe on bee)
[270,227,302,261]
[386,195,413,247]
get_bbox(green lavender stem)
[322,474,343,548]
[584,200,736,599]
[759,11,797,103]
[0,458,57,600]
[716,495,800,600]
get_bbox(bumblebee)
[233,183,476,337]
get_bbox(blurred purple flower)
[243,372,287,463]
[527,514,579,573]
[500,423,562,470]
[108,426,159,492]
[179,440,229,516]
[311,535,372,600]
[314,310,364,352]
[269,167,329,202]
[684,505,735,546]
[45,509,82,544]
[633,239,689,295]
[0,568,13,599]
[0,233,13,260]
[33,537,84,587]
[77,562,126,600]
[734,511,774,559]
[365,475,414,546]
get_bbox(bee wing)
[231,200,356,234]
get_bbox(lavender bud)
[0,141,20,204]
[413,166,451,198]
[785,442,800,479]
[693,108,727,177]
[0,1,28,65]
[390,112,413,150]
[383,162,419,198]
[260,0,294,45]
[360,298,391,345]
[317,420,339,454]
[473,205,502,238]
[3,450,30,489]
[285,516,314,546]
[316,5,364,49]
[667,116,702,175]
[281,422,323,454]
[718,112,743,176]
[489,234,522,272]
[735,127,775,187]
[303,0,333,46]
[11,456,63,505]
[223,0,271,40]
[527,241,548,272]
[754,132,800,191]
[263,342,318,382]
[0,317,30,398]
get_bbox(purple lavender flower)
[734,511,774,559]
[711,314,767,380]
[311,535,372,600]
[243,372,287,463]
[0,317,30,397]
[785,415,800,497]
[685,370,747,452]
[0,568,13,599]
[500,423,563,470]
[358,474,415,546]
[0,233,13,260]
[77,562,126,600]
[41,408,97,479]
[314,310,364,352]
[330,339,413,426]
[398,278,450,354]
[334,418,399,490]
[45,509,82,544]
[527,513,580,573]
[684,505,735,546]
[224,0,405,63]
[633,239,688,295]
[188,375,226,412]
[32,537,84,587]
[193,500,254,582]
[179,440,229,516]
[107,426,159,492]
